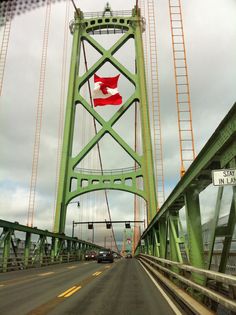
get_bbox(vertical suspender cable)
[146,0,165,209]
[140,0,148,76]
[0,12,12,97]
[53,0,70,230]
[168,0,195,176]
[27,0,51,227]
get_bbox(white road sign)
[212,169,236,186]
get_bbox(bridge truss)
[54,5,158,238]
[0,1,235,313]
[137,103,236,312]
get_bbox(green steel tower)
[54,5,157,234]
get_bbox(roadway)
[0,258,184,315]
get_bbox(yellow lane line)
[92,271,102,276]
[58,286,77,298]
[105,266,111,269]
[28,263,114,313]
[38,272,55,276]
[64,286,82,297]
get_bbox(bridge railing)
[136,103,236,312]
[74,166,140,175]
[0,254,81,273]
[139,254,236,314]
[83,10,133,18]
[0,219,103,272]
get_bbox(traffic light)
[88,223,93,229]
[125,222,131,228]
[106,222,112,229]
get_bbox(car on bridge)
[84,250,97,261]
[125,253,132,259]
[97,249,114,263]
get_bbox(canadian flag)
[93,74,122,107]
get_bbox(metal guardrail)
[83,10,133,18]
[0,219,104,272]
[0,254,80,273]
[139,254,236,313]
[74,166,140,175]
[141,103,236,239]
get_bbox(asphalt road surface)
[0,258,183,315]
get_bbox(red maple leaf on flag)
[93,74,122,107]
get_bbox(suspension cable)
[82,41,118,252]
[27,0,51,227]
[168,0,195,176]
[52,0,70,231]
[146,0,165,209]
[0,11,12,97]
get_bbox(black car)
[97,249,114,263]
[125,253,132,259]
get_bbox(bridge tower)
[54,5,157,234]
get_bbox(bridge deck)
[0,259,181,315]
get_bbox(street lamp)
[69,201,80,207]
[70,200,80,237]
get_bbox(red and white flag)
[93,74,122,107]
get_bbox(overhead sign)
[212,169,236,186]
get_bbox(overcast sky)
[0,0,235,248]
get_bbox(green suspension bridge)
[0,1,235,314]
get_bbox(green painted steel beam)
[206,186,223,269]
[24,232,31,268]
[136,102,235,290]
[0,219,100,247]
[142,103,236,238]
[158,219,167,258]
[67,169,145,202]
[185,188,206,285]
[169,214,183,264]
[2,229,12,272]
[54,6,158,233]
[218,186,236,273]
[153,228,160,257]
[71,92,141,168]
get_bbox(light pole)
[70,201,80,237]
[92,226,95,243]
[72,220,75,238]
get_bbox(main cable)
[27,0,51,227]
